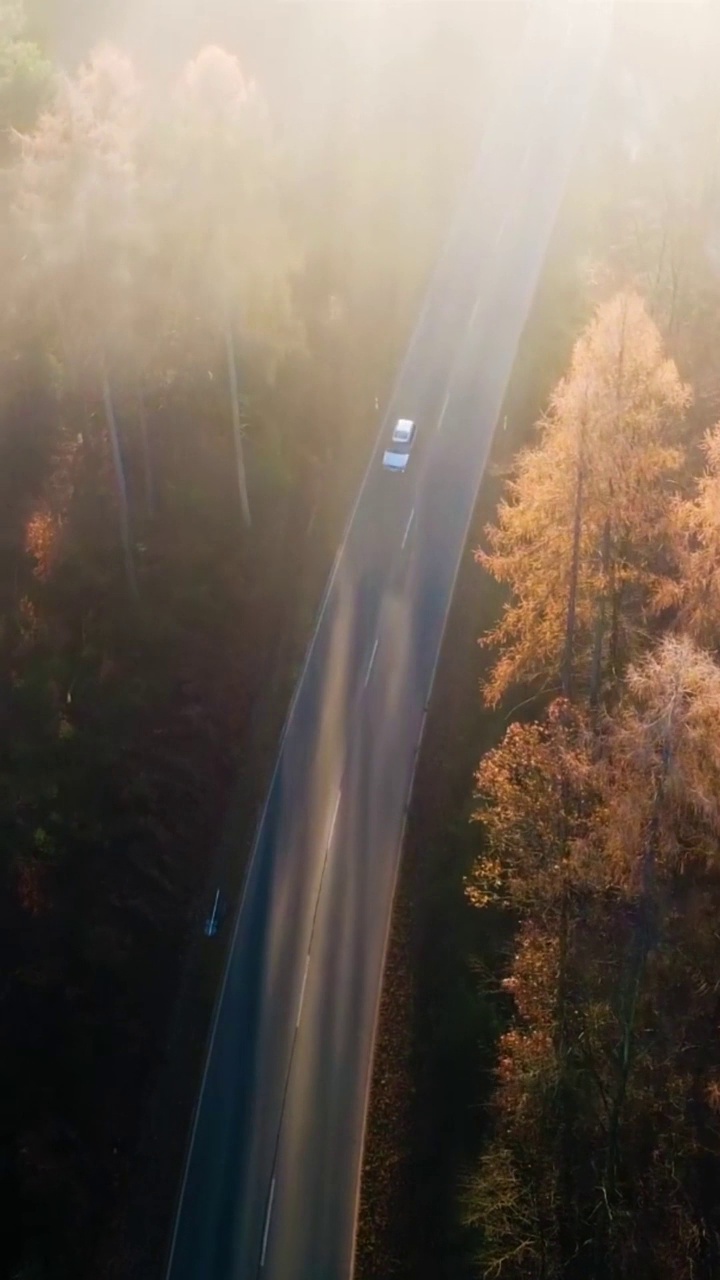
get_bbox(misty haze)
[2,3,720,1280]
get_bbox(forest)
[463,9,720,1279]
[5,0,720,1276]
[469,290,720,1278]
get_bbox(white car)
[382,418,417,473]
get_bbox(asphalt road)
[165,6,613,1279]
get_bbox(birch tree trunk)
[137,388,155,518]
[102,363,138,598]
[224,323,251,529]
[589,510,612,707]
[561,444,585,699]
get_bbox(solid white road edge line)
[328,789,342,847]
[401,508,415,550]
[260,1177,276,1269]
[364,637,379,688]
[296,954,311,1030]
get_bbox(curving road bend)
[165,6,613,1280]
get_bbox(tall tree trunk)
[598,743,668,1276]
[555,836,577,1272]
[137,389,155,518]
[561,445,585,700]
[590,303,626,709]
[554,723,587,1276]
[608,568,622,684]
[589,509,612,708]
[224,323,251,529]
[690,986,720,1274]
[668,257,681,338]
[50,289,92,455]
[102,365,138,598]
[653,223,667,306]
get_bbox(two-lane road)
[166,6,613,1278]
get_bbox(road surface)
[165,6,613,1279]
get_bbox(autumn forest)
[3,1,720,1279]
[461,12,720,1272]
[469,291,720,1279]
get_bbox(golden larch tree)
[478,292,690,708]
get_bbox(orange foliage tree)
[466,699,610,1276]
[477,292,690,709]
[468,638,720,1278]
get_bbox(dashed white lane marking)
[328,790,341,847]
[401,508,415,550]
[364,637,379,687]
[296,954,311,1029]
[437,388,451,433]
